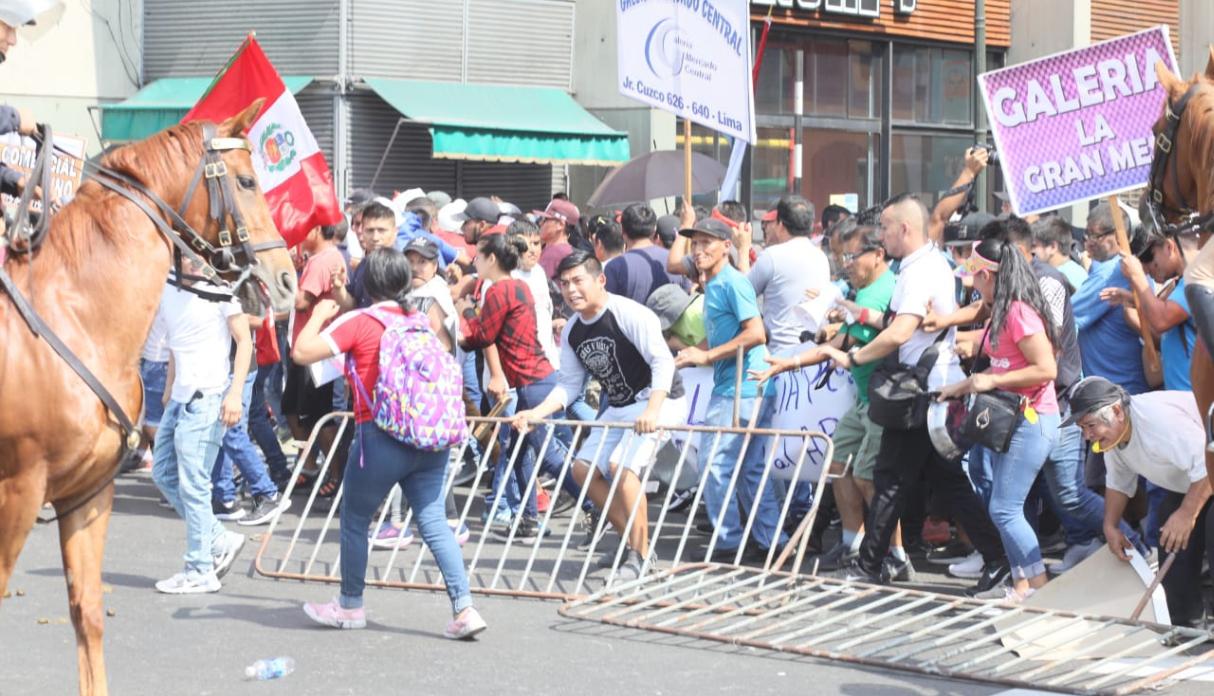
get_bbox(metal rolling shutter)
[347,91,457,196]
[350,0,463,80]
[295,87,336,166]
[466,0,574,88]
[461,161,554,211]
[143,0,339,79]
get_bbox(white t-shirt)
[141,308,170,362]
[153,282,242,403]
[748,236,832,351]
[512,265,560,368]
[1105,391,1208,497]
[890,242,958,365]
[411,275,459,352]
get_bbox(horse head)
[1151,49,1214,222]
[100,99,298,313]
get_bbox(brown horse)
[0,101,297,696]
[1152,51,1214,485]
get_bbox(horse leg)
[56,483,114,696]
[0,469,48,603]
[1192,343,1214,483]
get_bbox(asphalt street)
[0,472,1200,696]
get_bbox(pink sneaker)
[444,606,487,640]
[303,597,366,629]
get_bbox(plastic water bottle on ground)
[245,657,295,681]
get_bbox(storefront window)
[891,45,972,126]
[755,41,799,115]
[752,126,795,206]
[890,132,971,207]
[848,40,882,119]
[802,128,877,219]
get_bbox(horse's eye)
[237,175,256,190]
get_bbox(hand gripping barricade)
[254,398,836,600]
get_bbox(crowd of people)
[138,145,1213,635]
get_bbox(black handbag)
[867,330,949,430]
[958,390,1025,453]
[955,327,1025,453]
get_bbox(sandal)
[316,475,342,498]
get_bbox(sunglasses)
[841,247,881,264]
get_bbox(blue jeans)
[461,351,482,407]
[1040,421,1144,551]
[140,359,168,427]
[513,375,574,517]
[985,413,1060,580]
[211,371,279,502]
[153,393,227,573]
[339,424,472,613]
[701,396,789,551]
[250,362,290,481]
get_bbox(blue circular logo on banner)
[645,18,685,79]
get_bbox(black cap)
[656,214,680,246]
[1062,377,1129,426]
[678,218,732,241]
[402,236,439,260]
[945,212,996,247]
[465,197,500,223]
[1129,224,1159,260]
[345,188,377,209]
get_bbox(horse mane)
[1184,75,1214,215]
[38,122,208,271]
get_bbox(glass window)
[891,46,973,126]
[802,128,876,220]
[848,40,882,119]
[752,126,795,206]
[809,39,848,117]
[755,41,798,115]
[890,132,971,208]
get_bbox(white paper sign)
[616,0,756,143]
[675,342,856,482]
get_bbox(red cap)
[532,199,581,226]
[761,209,777,223]
[482,224,508,237]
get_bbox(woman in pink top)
[941,236,1060,603]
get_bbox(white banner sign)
[677,341,856,481]
[616,0,756,143]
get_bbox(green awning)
[99,76,313,142]
[364,78,630,166]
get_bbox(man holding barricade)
[512,250,686,581]
[673,215,788,562]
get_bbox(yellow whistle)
[1024,404,1038,425]
[1092,441,1103,454]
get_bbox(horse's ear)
[1155,59,1186,100]
[218,98,267,137]
[1205,46,1214,80]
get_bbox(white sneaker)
[973,576,1012,600]
[1047,538,1102,575]
[212,530,247,580]
[155,569,220,594]
[947,551,984,579]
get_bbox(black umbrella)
[586,150,727,207]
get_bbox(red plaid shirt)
[461,278,554,388]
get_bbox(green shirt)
[841,269,895,402]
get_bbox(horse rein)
[1,124,285,523]
[1145,83,1214,237]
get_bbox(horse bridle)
[1,123,287,523]
[1145,83,1214,237]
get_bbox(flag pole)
[683,117,693,209]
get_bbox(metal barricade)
[559,563,1214,695]
[253,410,835,601]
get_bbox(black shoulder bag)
[956,327,1025,454]
[867,328,949,430]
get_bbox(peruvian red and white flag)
[183,34,341,248]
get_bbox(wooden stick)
[1108,196,1161,377]
[1130,551,1176,622]
[683,118,693,207]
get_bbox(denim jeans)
[512,375,574,517]
[1040,421,1144,551]
[139,359,169,427]
[250,362,290,481]
[461,351,482,407]
[339,424,472,614]
[700,396,788,552]
[984,413,1060,580]
[153,393,227,573]
[211,371,279,502]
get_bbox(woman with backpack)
[291,247,486,639]
[938,236,1061,603]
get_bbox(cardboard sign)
[978,26,1178,215]
[0,132,86,211]
[616,0,756,143]
[676,341,856,481]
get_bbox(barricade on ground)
[559,563,1214,695]
[253,411,836,600]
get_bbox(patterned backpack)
[357,307,467,451]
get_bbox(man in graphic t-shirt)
[513,250,687,581]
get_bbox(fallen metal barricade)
[253,410,835,600]
[558,563,1214,695]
